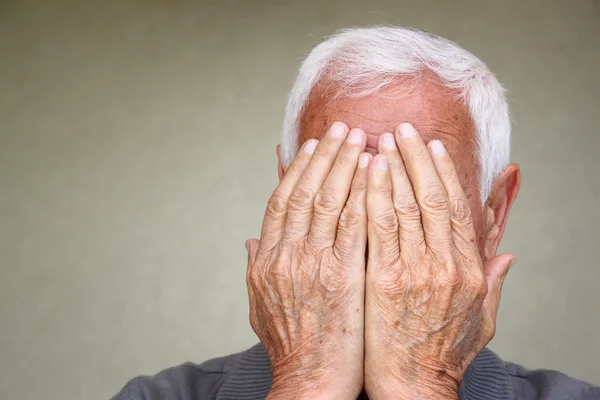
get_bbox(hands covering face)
[246,122,515,400]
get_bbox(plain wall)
[1,1,598,399]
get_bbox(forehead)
[299,72,477,163]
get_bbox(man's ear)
[276,144,285,182]
[484,163,521,260]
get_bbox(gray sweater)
[112,343,599,400]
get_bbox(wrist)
[266,388,339,400]
[268,350,363,400]
[267,385,357,400]
[367,370,459,400]
[394,385,458,400]
[268,375,360,400]
[368,384,458,400]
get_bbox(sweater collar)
[217,343,513,400]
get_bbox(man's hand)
[246,122,370,400]
[364,123,515,400]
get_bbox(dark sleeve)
[111,352,242,400]
[506,362,600,400]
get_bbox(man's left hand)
[364,123,515,400]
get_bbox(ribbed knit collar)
[216,343,514,400]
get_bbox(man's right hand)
[246,122,370,400]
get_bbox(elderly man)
[113,27,598,400]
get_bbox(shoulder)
[111,345,267,400]
[504,360,600,400]
[462,349,599,400]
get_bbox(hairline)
[280,26,511,205]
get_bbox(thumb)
[482,254,516,321]
[245,238,260,266]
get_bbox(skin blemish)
[342,328,347,334]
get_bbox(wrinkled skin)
[248,78,520,400]
[246,122,371,399]
[363,124,515,399]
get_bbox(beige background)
[1,1,599,399]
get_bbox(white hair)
[280,26,510,204]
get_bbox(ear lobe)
[486,163,521,257]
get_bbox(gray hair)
[280,26,510,204]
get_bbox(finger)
[259,139,317,252]
[378,133,425,254]
[284,122,349,243]
[308,128,366,248]
[366,154,400,269]
[427,140,477,255]
[482,254,515,336]
[395,123,452,253]
[334,152,371,262]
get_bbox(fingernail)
[509,259,516,268]
[245,241,250,252]
[303,139,318,154]
[399,123,417,138]
[328,122,345,137]
[429,140,445,154]
[377,156,388,171]
[347,128,364,143]
[358,153,369,168]
[381,133,396,148]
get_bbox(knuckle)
[266,194,288,216]
[251,262,265,282]
[288,185,315,210]
[266,262,287,285]
[338,206,364,230]
[371,208,398,231]
[306,229,332,251]
[334,151,353,169]
[333,238,354,260]
[374,179,393,195]
[374,271,404,295]
[420,188,448,213]
[450,197,473,226]
[314,190,341,216]
[247,269,262,292]
[313,145,335,161]
[467,272,488,298]
[441,269,461,289]
[394,197,421,218]
[283,163,302,182]
[351,174,367,193]
[389,160,408,176]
